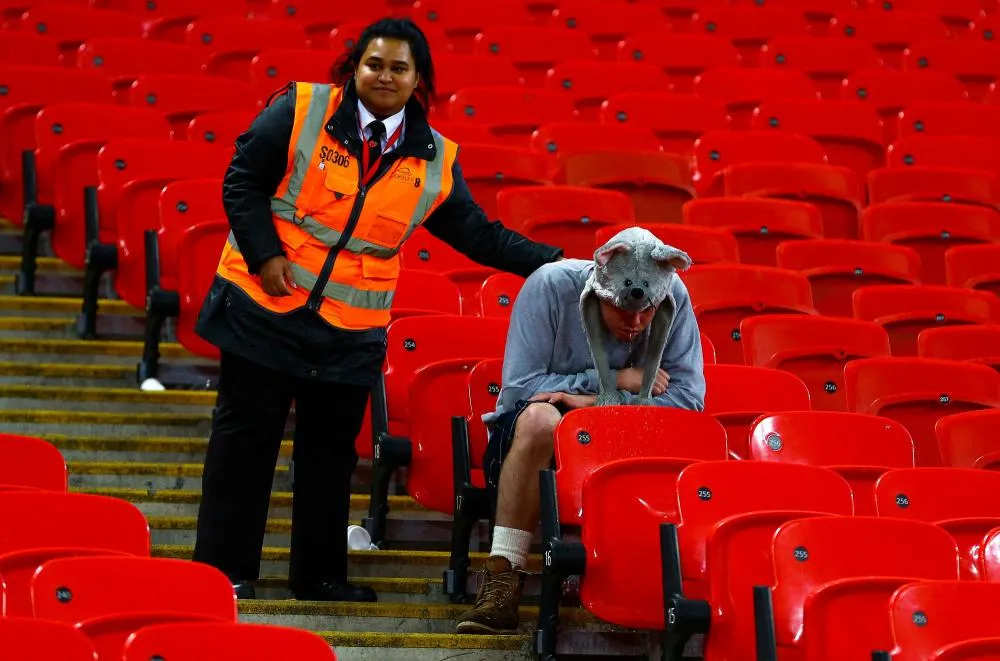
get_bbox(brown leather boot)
[455,556,526,634]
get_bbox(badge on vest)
[318,146,351,169]
[391,167,422,188]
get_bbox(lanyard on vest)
[358,113,404,188]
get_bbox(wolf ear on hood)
[651,244,692,272]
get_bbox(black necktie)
[366,120,386,175]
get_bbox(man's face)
[599,299,656,342]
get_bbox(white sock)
[490,526,533,569]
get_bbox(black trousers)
[193,351,370,588]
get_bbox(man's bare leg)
[456,403,561,634]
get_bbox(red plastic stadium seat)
[123,622,337,661]
[764,517,960,661]
[411,0,533,53]
[740,314,892,411]
[750,411,914,515]
[551,0,669,60]
[0,491,150,617]
[433,53,522,100]
[875,468,1000,579]
[886,135,1000,181]
[983,526,1000,580]
[398,227,498,310]
[681,264,817,365]
[897,102,1000,141]
[682,198,823,266]
[600,93,730,158]
[0,434,66,491]
[887,581,1000,661]
[693,68,820,129]
[595,223,740,265]
[670,461,853,660]
[543,62,671,120]
[945,244,1000,296]
[0,618,96,661]
[555,407,728,528]
[17,5,144,58]
[852,284,1000,356]
[0,32,60,66]
[457,144,552,222]
[183,16,308,79]
[751,99,886,176]
[176,220,229,359]
[616,32,740,93]
[445,86,578,145]
[466,357,502,482]
[861,0,980,34]
[918,325,1000,370]
[703,364,812,459]
[267,0,387,40]
[248,49,340,105]
[761,36,884,98]
[688,6,812,66]
[127,74,259,135]
[936,409,1000,470]
[186,111,256,147]
[828,10,951,68]
[428,120,498,145]
[472,25,597,85]
[32,557,237,661]
[475,272,524,319]
[691,130,864,240]
[776,239,922,318]
[393,269,463,318]
[844,357,1000,466]
[903,40,1000,102]
[75,38,206,92]
[529,121,661,182]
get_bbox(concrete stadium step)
[49,435,280,463]
[0,256,78,275]
[0,409,213,437]
[0,385,216,414]
[315,633,531,661]
[0,360,133,387]
[0,337,199,365]
[0,295,139,317]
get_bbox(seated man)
[455,233,706,634]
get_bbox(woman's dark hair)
[332,17,436,110]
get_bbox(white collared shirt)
[357,100,405,154]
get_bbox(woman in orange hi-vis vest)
[192,18,564,603]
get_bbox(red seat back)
[843,69,968,142]
[551,0,669,59]
[127,74,259,135]
[123,622,337,661]
[887,135,1000,179]
[393,269,461,317]
[0,434,66,491]
[471,26,597,85]
[693,67,819,127]
[0,32,60,66]
[18,5,143,56]
[902,40,1000,102]
[467,358,502,470]
[542,62,670,119]
[176,220,229,359]
[889,581,1000,661]
[945,244,1000,296]
[0,618,96,661]
[476,272,524,319]
[616,32,739,93]
[935,409,1000,470]
[760,36,883,97]
[433,53,523,100]
[918,325,1000,368]
[76,38,205,90]
[689,6,812,65]
[897,102,1000,141]
[248,49,340,105]
[184,16,308,78]
[829,9,950,67]
[449,143,551,219]
[691,129,827,192]
[186,110,255,147]
[600,92,730,157]
[596,223,740,265]
[445,86,577,145]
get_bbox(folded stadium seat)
[248,49,340,106]
[935,409,1000,471]
[0,491,150,617]
[265,0,388,41]
[852,284,1000,356]
[532,408,729,654]
[661,461,854,660]
[25,104,171,295]
[0,618,97,661]
[31,557,237,661]
[844,356,1000,466]
[776,239,922,317]
[127,74,260,136]
[681,263,818,365]
[175,219,228,361]
[827,9,951,69]
[472,25,598,86]
[875,468,1000,579]
[841,69,969,145]
[861,202,1000,285]
[398,227,499,312]
[75,38,207,94]
[474,271,524,319]
[496,186,635,257]
[616,32,741,93]
[550,0,670,60]
[528,121,662,182]
[902,39,1000,102]
[427,120,498,145]
[750,98,886,177]
[411,0,534,54]
[757,517,960,661]
[884,581,1000,661]
[693,67,820,130]
[595,222,741,264]
[690,130,865,240]
[860,0,982,35]
[456,144,553,218]
[703,364,812,459]
[113,0,249,41]
[445,86,578,145]
[918,325,1000,371]
[688,6,813,67]
[330,18,454,55]
[185,110,255,146]
[896,102,1000,145]
[749,411,914,514]
[0,434,66,491]
[543,61,671,121]
[182,16,308,79]
[740,314,892,411]
[760,36,885,98]
[366,315,509,546]
[123,622,337,661]
[682,198,823,266]
[0,66,114,227]
[15,5,144,58]
[599,92,730,158]
[433,53,523,101]
[945,244,1000,296]
[0,31,62,66]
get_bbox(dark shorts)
[482,399,567,514]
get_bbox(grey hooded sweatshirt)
[484,258,706,425]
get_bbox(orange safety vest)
[216,82,458,330]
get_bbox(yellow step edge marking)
[238,600,595,624]
[0,410,210,425]
[0,361,130,378]
[0,338,193,358]
[67,460,286,477]
[0,256,79,273]
[0,385,217,405]
[74,487,420,511]
[0,317,74,331]
[315,632,527,650]
[0,275,12,286]
[51,436,293,456]
[0,295,138,315]
[153,546,544,570]
[255,576,435,594]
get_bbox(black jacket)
[195,80,564,386]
